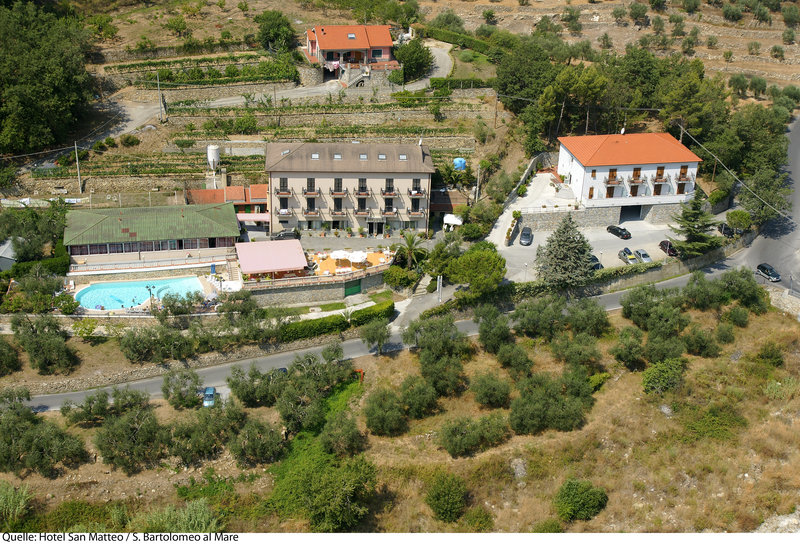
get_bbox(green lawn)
[449,48,497,80]
[369,290,394,304]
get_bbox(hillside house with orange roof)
[304,25,399,85]
[557,133,701,215]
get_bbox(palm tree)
[394,232,428,270]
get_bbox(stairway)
[413,274,432,297]
[227,259,241,283]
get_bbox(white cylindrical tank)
[207,145,220,171]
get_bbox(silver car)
[633,249,652,263]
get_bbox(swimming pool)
[75,276,204,310]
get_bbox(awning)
[443,213,463,226]
[349,251,368,263]
[330,250,350,260]
[237,212,271,222]
[235,240,308,275]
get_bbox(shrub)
[723,306,749,327]
[11,315,77,375]
[278,314,349,342]
[119,134,140,147]
[683,326,721,358]
[350,300,394,327]
[510,371,590,434]
[383,265,420,289]
[359,318,390,355]
[783,28,795,44]
[497,343,533,377]
[400,376,438,418]
[95,408,168,475]
[161,369,202,409]
[513,295,566,340]
[229,419,285,466]
[104,137,117,147]
[474,304,512,354]
[364,388,407,436]
[755,341,783,367]
[553,479,608,522]
[610,326,646,371]
[319,411,366,457]
[426,472,467,522]
[551,332,602,370]
[644,336,685,364]
[722,3,742,20]
[128,500,221,533]
[458,50,474,63]
[716,322,735,344]
[462,506,494,532]
[642,358,685,395]
[532,518,564,532]
[471,373,511,408]
[566,298,610,337]
[0,337,21,377]
[0,481,32,526]
[459,223,486,241]
[770,45,785,60]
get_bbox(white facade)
[557,143,697,208]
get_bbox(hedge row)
[593,261,663,283]
[419,27,493,55]
[430,77,496,90]
[277,301,395,342]
[0,243,70,280]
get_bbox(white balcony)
[583,192,693,208]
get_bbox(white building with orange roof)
[304,24,400,85]
[557,133,701,212]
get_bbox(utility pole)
[74,142,82,194]
[157,72,163,122]
[493,94,498,129]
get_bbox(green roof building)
[65,203,240,258]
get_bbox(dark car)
[272,229,300,241]
[756,263,781,282]
[659,240,678,257]
[607,225,631,239]
[718,223,734,238]
[519,227,533,246]
[589,255,604,270]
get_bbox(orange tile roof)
[310,25,392,51]
[558,133,702,167]
[186,184,271,205]
[248,184,270,200]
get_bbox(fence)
[242,263,390,290]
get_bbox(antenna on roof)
[620,127,625,135]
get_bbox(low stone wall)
[121,81,297,103]
[640,203,683,223]
[521,206,620,231]
[249,283,343,305]
[298,65,324,87]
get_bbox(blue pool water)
[75,276,204,310]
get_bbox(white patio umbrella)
[348,251,368,263]
[330,250,350,260]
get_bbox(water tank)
[207,145,220,171]
[453,157,467,171]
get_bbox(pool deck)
[72,274,220,315]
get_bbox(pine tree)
[535,215,595,294]
[669,192,721,258]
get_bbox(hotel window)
[184,239,198,250]
[399,154,407,161]
[334,153,342,160]
[334,178,343,192]
[591,169,596,179]
[385,178,394,193]
[108,243,123,254]
[412,199,420,213]
[359,153,368,160]
[311,153,319,160]
[169,240,178,251]
[412,179,421,192]
[358,198,367,211]
[358,178,368,193]
[307,197,316,211]
[334,198,343,212]
[279,197,288,210]
[384,198,394,211]
[197,239,209,249]
[70,245,88,256]
[279,178,288,192]
[307,178,315,192]
[609,168,617,181]
[378,153,386,160]
[656,166,665,179]
[633,168,641,180]
[89,244,108,255]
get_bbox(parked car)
[607,225,631,239]
[618,247,638,265]
[589,255,604,270]
[202,387,217,408]
[659,240,678,257]
[756,263,781,282]
[633,249,652,263]
[519,227,533,246]
[272,229,300,241]
[718,223,734,238]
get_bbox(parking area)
[500,220,676,283]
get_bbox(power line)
[675,124,794,225]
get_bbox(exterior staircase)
[413,274,432,297]
[227,259,241,283]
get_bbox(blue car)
[202,387,216,408]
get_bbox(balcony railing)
[408,189,426,197]
[274,188,291,196]
[354,209,370,216]
[380,188,398,196]
[603,177,620,185]
[630,177,643,184]
[677,173,694,182]
[653,176,669,183]
[354,188,371,197]
[381,207,397,216]
[329,188,348,196]
[302,188,320,196]
[277,209,292,216]
[303,208,320,216]
[408,210,425,217]
[331,209,346,216]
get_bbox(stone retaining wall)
[640,203,683,224]
[521,206,620,231]
[248,273,385,305]
[122,81,297,103]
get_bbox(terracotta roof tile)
[558,133,702,167]
[311,25,392,51]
